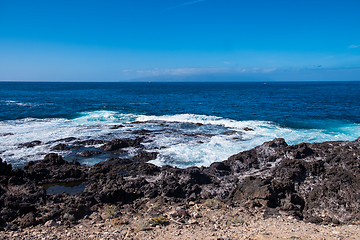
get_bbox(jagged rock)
[225,138,360,223]
[227,176,304,218]
[18,212,36,228]
[227,177,278,207]
[0,208,19,223]
[73,139,105,146]
[77,150,102,157]
[88,157,160,177]
[0,133,14,137]
[110,124,125,129]
[204,162,231,177]
[133,150,158,162]
[223,138,289,174]
[0,158,12,176]
[23,153,86,184]
[1,182,46,215]
[5,184,45,208]
[42,153,67,165]
[51,143,71,151]
[131,129,154,135]
[17,140,42,148]
[99,138,143,151]
[99,139,130,151]
[2,136,360,230]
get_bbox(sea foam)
[1,110,360,168]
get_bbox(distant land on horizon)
[1,68,359,83]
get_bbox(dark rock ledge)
[1,137,360,230]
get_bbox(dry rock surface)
[1,125,360,239]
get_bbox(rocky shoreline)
[1,132,360,238]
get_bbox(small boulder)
[19,212,36,228]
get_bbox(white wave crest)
[73,111,138,124]
[1,110,360,168]
[2,100,35,107]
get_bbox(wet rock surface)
[1,136,360,231]
[17,140,42,148]
[98,138,143,151]
[76,150,102,157]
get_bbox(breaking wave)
[1,110,360,168]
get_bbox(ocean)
[1,81,360,168]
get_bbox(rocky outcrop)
[76,150,102,157]
[23,153,87,184]
[0,158,46,229]
[1,137,360,230]
[225,138,360,224]
[17,140,42,148]
[99,138,143,151]
[133,150,158,162]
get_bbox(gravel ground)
[1,203,359,240]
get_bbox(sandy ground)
[1,202,359,240]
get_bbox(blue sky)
[0,0,359,81]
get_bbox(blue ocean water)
[1,81,360,168]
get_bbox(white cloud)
[165,0,206,10]
[131,67,277,76]
[136,67,228,76]
[121,69,136,75]
[348,45,359,49]
[120,66,360,82]
[263,68,277,73]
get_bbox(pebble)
[1,205,360,240]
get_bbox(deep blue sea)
[1,81,360,168]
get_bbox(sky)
[0,0,359,82]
